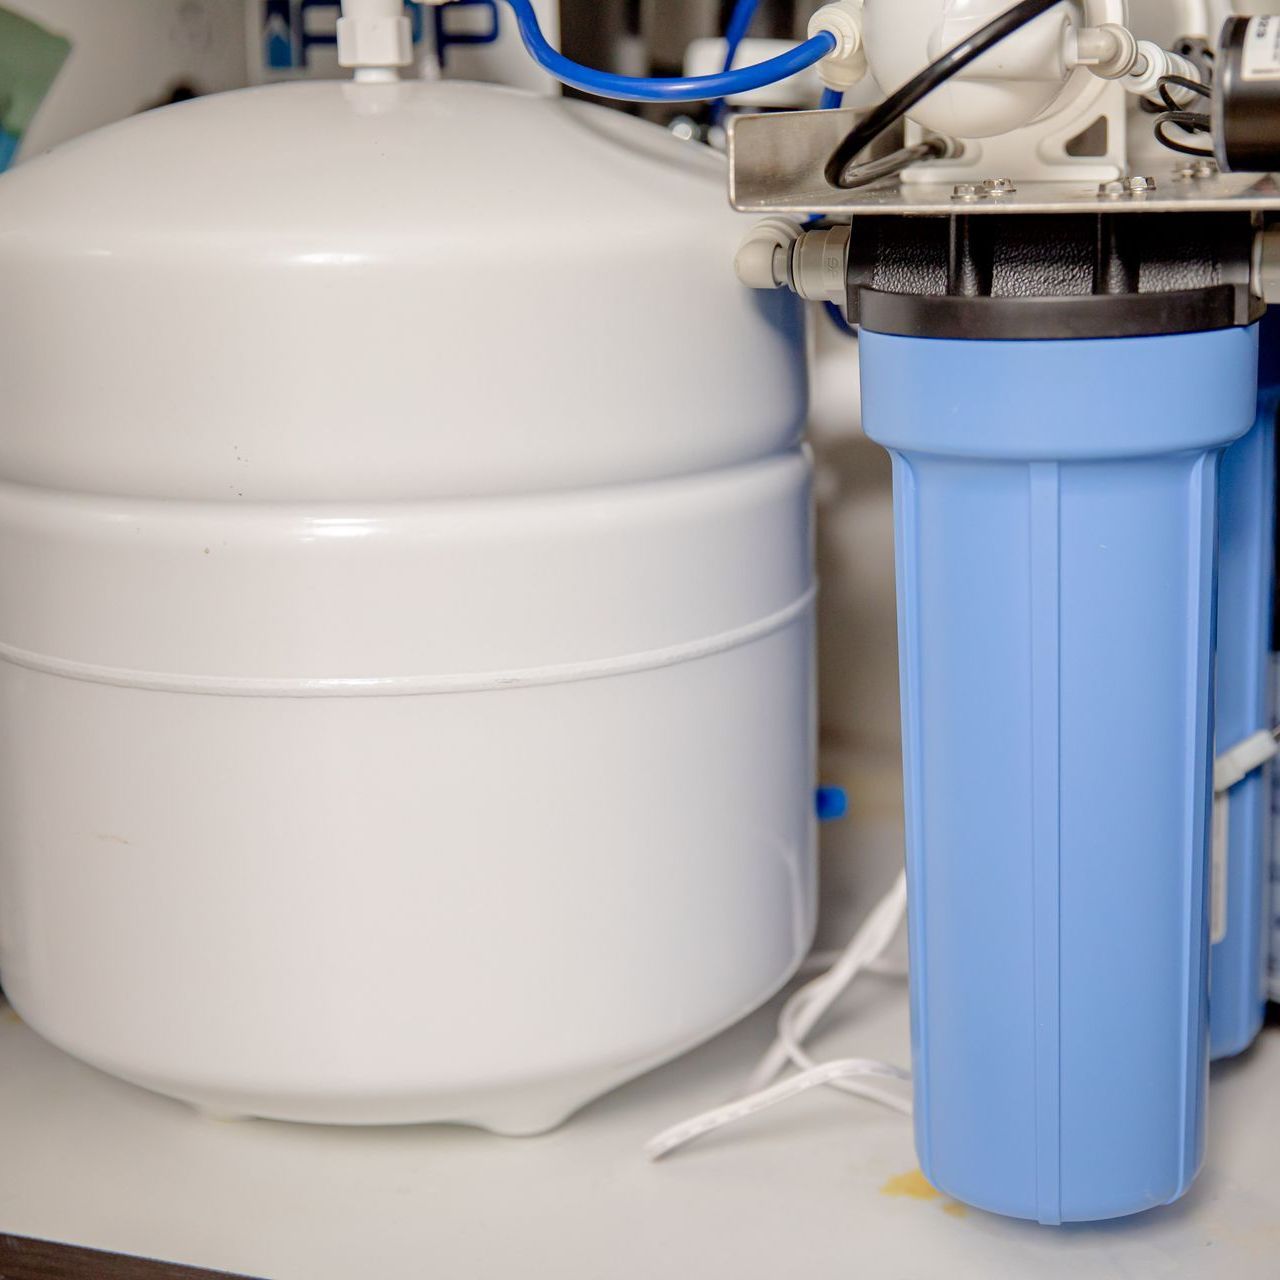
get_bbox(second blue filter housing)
[1211,384,1276,1061]
[862,325,1259,1224]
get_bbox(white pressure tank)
[0,78,813,1133]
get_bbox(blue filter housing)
[1211,391,1277,1060]
[861,326,1259,1224]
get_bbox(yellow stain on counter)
[882,1169,940,1201]
[881,1169,967,1218]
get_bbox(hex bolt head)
[1098,179,1127,199]
[951,182,983,202]
[982,177,1017,195]
[1126,175,1157,194]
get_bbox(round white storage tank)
[0,79,813,1132]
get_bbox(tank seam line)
[0,589,816,699]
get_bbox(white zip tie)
[1214,727,1280,795]
[644,1058,909,1162]
[746,871,908,1095]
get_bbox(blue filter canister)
[862,324,1259,1224]
[1210,362,1276,1061]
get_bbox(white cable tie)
[1214,727,1280,795]
[644,1058,909,1162]
[745,871,907,1094]
[644,871,912,1163]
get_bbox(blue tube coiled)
[501,0,836,103]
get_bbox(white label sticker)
[1211,793,1230,947]
[1244,16,1280,81]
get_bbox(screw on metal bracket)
[982,177,1017,196]
[1173,158,1217,181]
[951,182,983,202]
[1100,176,1157,199]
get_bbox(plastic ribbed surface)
[1212,398,1277,1059]
[862,326,1259,1224]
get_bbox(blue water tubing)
[500,0,834,103]
[862,324,1259,1223]
[1211,378,1277,1061]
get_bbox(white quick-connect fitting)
[735,220,851,309]
[809,0,869,92]
[1070,23,1139,79]
[735,218,804,291]
[1121,41,1202,104]
[1072,26,1204,105]
[337,0,414,78]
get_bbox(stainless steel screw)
[1174,159,1218,182]
[982,177,1017,195]
[951,182,983,202]
[1125,175,1157,194]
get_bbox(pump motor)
[1217,14,1280,170]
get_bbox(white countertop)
[2,968,1278,1280]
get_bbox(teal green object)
[0,6,71,171]
[862,325,1259,1224]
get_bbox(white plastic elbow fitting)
[1121,42,1201,104]
[735,219,852,308]
[337,0,413,74]
[735,219,803,291]
[809,0,869,92]
[1070,23,1139,79]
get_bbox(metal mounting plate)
[728,108,1280,216]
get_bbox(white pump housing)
[863,0,1086,139]
[858,0,1143,184]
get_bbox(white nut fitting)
[735,218,803,291]
[792,224,852,305]
[337,0,413,72]
[809,0,869,92]
[1121,42,1200,102]
[1071,23,1139,78]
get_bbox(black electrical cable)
[1152,74,1214,158]
[824,0,1066,188]
[1156,74,1211,111]
[836,137,951,190]
[1154,113,1215,157]
[1142,48,1214,111]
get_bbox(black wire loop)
[823,0,1065,188]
